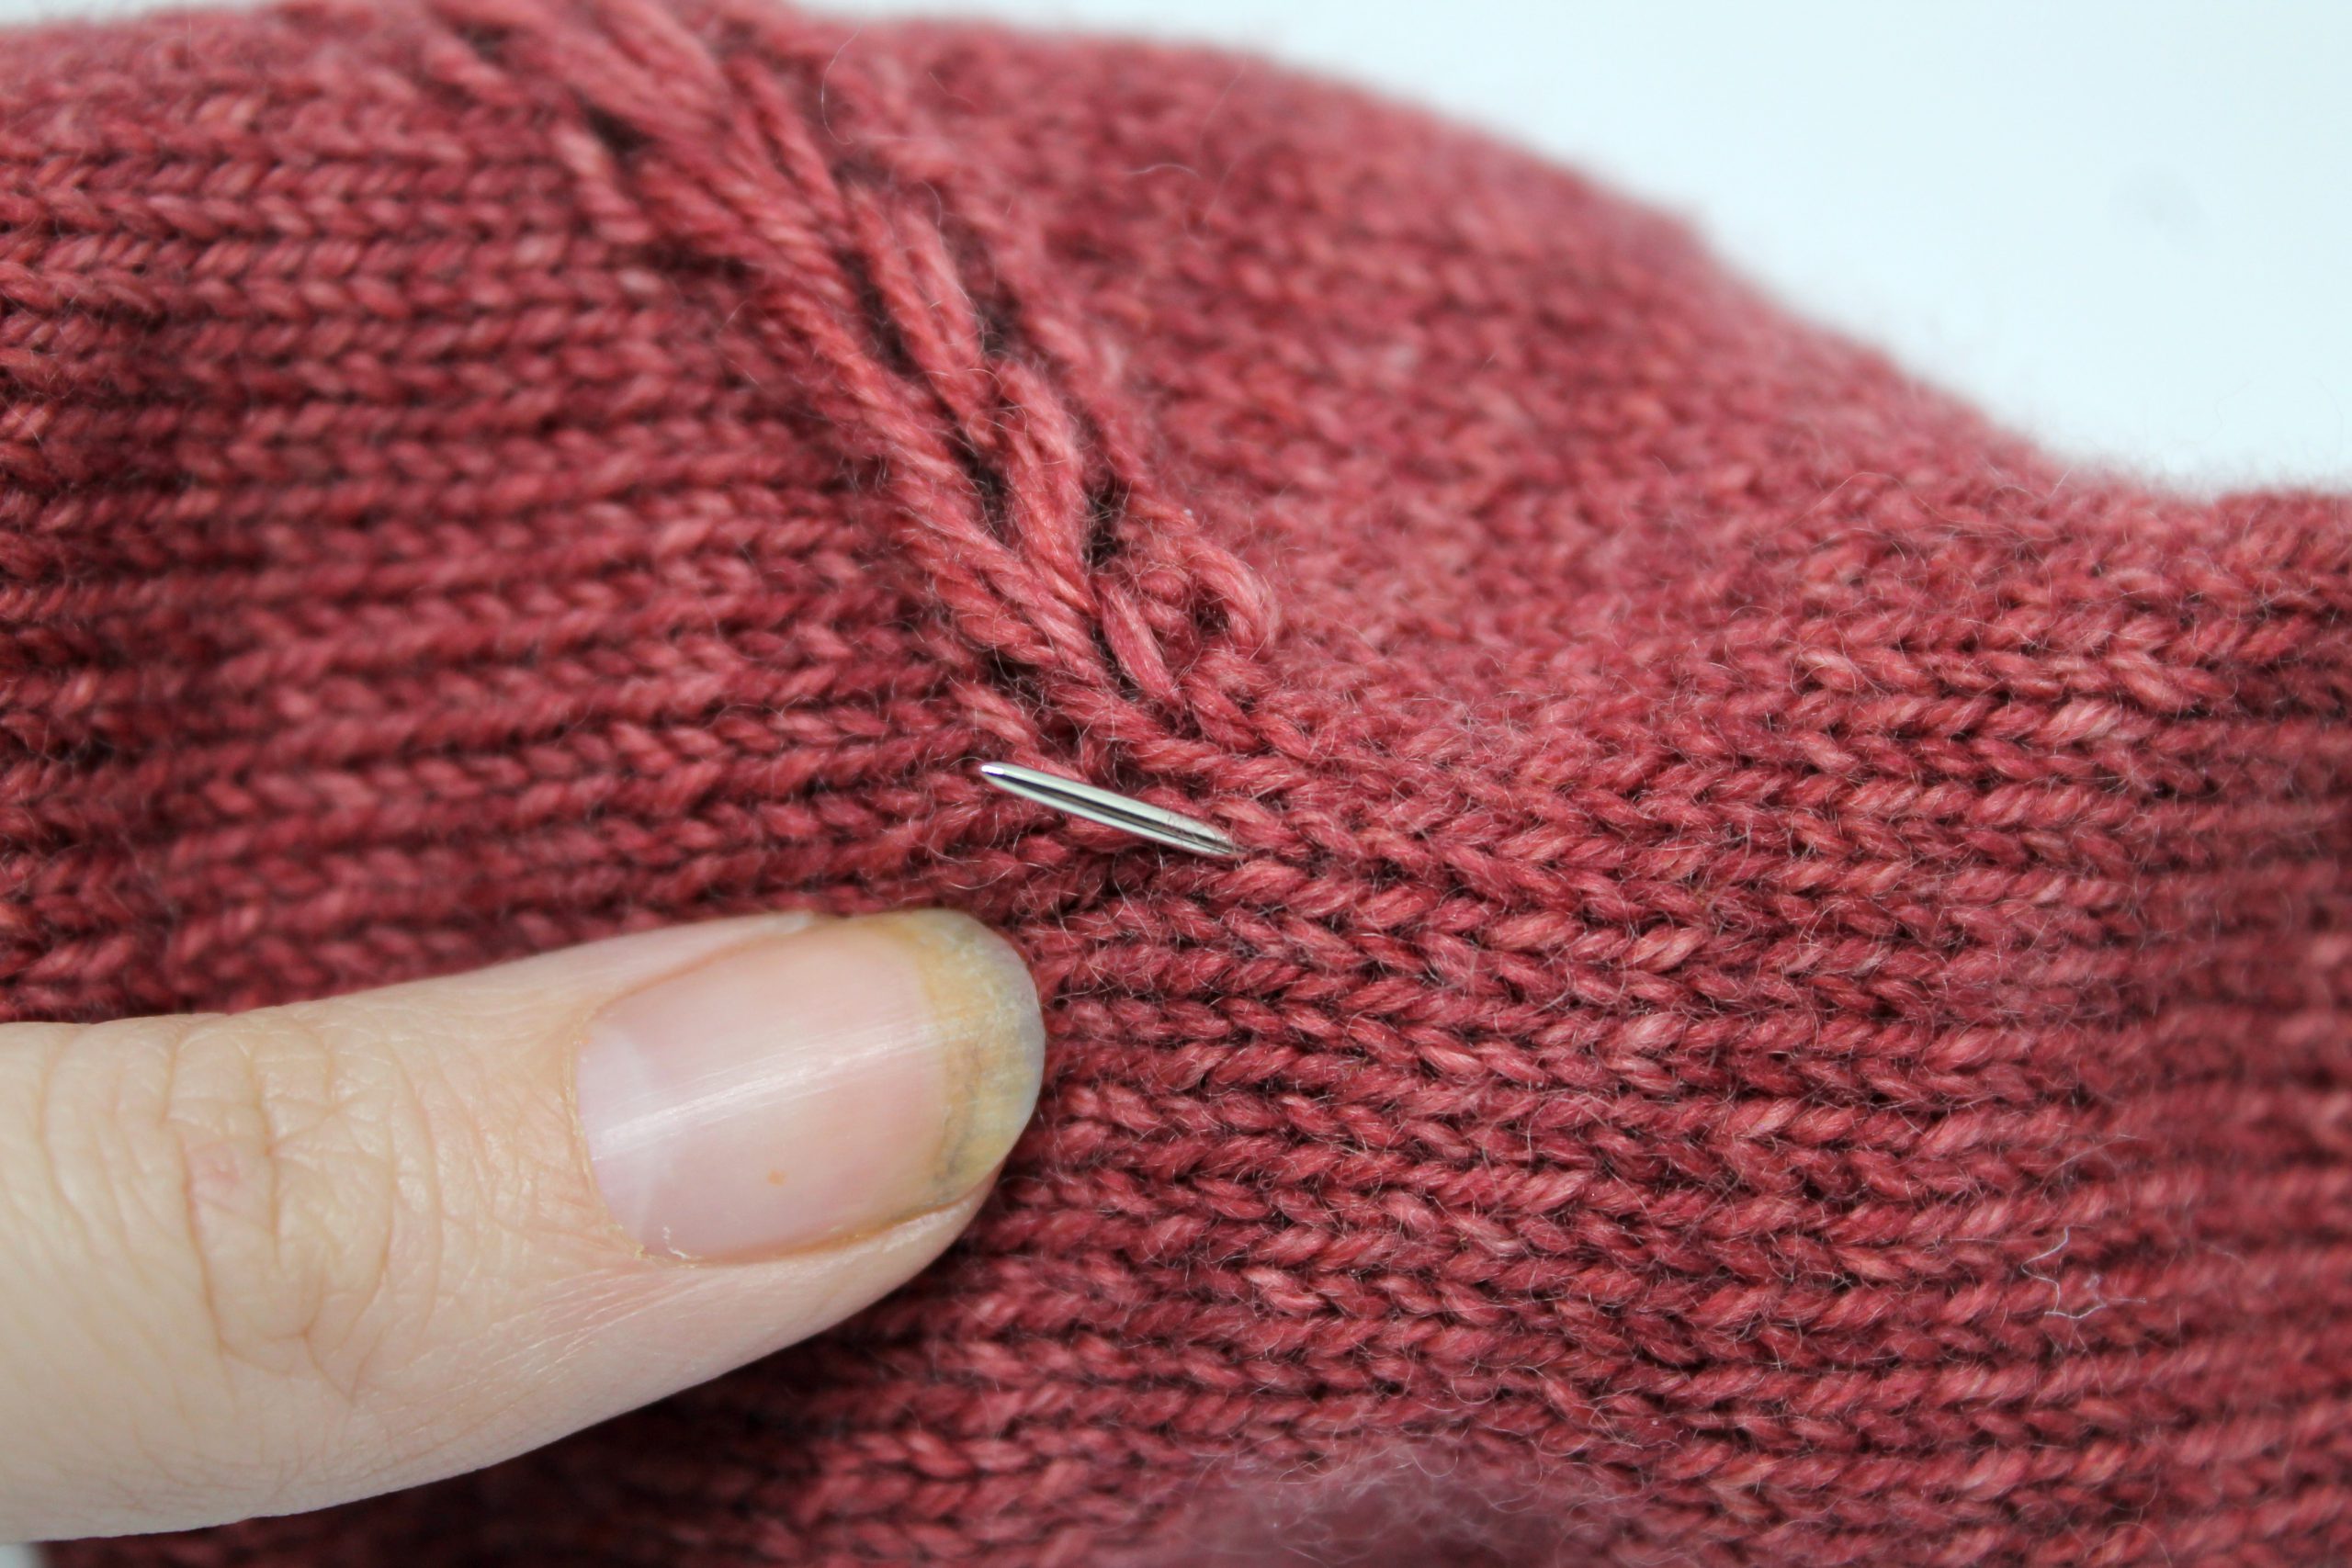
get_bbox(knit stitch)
[10,1,2351,1563]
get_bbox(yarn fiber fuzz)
[8,1,2351,1563]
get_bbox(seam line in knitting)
[423,0,1282,812]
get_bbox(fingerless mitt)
[11,2,2350,1562]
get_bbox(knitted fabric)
[12,1,2352,1562]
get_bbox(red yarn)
[11,1,2352,1562]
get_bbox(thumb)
[0,910,1043,1542]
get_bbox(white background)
[2,0,2345,1559]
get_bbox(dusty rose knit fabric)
[12,1,2352,1562]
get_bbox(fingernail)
[574,911,1045,1260]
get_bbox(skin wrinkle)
[157,1017,238,1399]
[377,1032,447,1426]
[165,1012,354,1393]
[6,0,2352,1563]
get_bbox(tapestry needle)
[976,762,1241,859]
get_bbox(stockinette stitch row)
[6,0,2350,1563]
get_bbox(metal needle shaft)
[976,762,1240,859]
